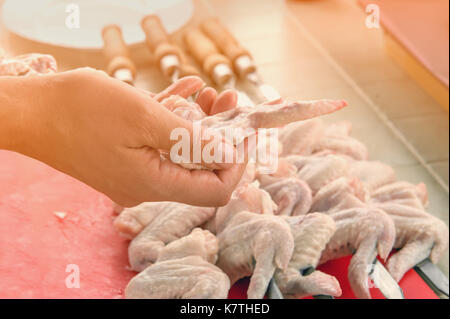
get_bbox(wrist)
[0,75,49,154]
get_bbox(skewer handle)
[184,28,232,86]
[141,15,182,78]
[201,18,256,76]
[101,25,136,83]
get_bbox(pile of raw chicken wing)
[2,54,448,299]
[115,82,449,300]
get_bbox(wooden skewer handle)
[201,18,251,64]
[184,28,231,81]
[101,25,136,78]
[141,15,181,77]
[179,64,201,78]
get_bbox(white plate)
[2,0,193,49]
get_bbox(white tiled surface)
[281,0,449,185]
[393,114,449,163]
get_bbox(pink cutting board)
[0,150,134,298]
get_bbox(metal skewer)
[201,18,281,103]
[415,258,449,299]
[101,25,136,84]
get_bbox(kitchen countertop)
[1,0,448,276]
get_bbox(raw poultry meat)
[260,177,312,216]
[347,160,396,193]
[157,96,346,172]
[319,207,396,299]
[216,211,294,299]
[0,53,57,76]
[211,182,277,234]
[285,154,349,194]
[200,100,347,143]
[310,177,368,213]
[371,181,429,209]
[377,203,449,282]
[160,95,207,121]
[160,94,346,139]
[314,121,369,160]
[274,213,341,298]
[279,119,368,160]
[113,202,170,239]
[212,184,293,299]
[127,203,215,271]
[116,77,448,300]
[279,119,324,156]
[257,160,312,216]
[369,182,448,282]
[307,176,397,299]
[125,228,230,299]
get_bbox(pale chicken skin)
[217,211,294,299]
[160,94,346,139]
[158,96,346,171]
[378,203,449,282]
[125,228,230,299]
[257,159,313,216]
[285,154,349,194]
[310,177,368,214]
[117,78,449,300]
[200,100,347,137]
[347,160,396,194]
[211,182,277,234]
[310,177,396,299]
[113,202,174,239]
[128,203,216,272]
[371,181,429,209]
[0,53,57,76]
[279,119,325,156]
[370,182,448,282]
[314,121,369,161]
[279,119,368,160]
[161,95,207,121]
[274,213,341,298]
[319,207,396,299]
[261,177,312,216]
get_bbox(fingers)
[151,136,250,206]
[137,140,249,206]
[144,101,236,169]
[154,76,205,102]
[210,89,238,115]
[195,88,237,115]
[195,87,217,114]
[157,161,248,207]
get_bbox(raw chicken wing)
[125,228,230,299]
[274,213,341,298]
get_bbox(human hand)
[13,68,247,207]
